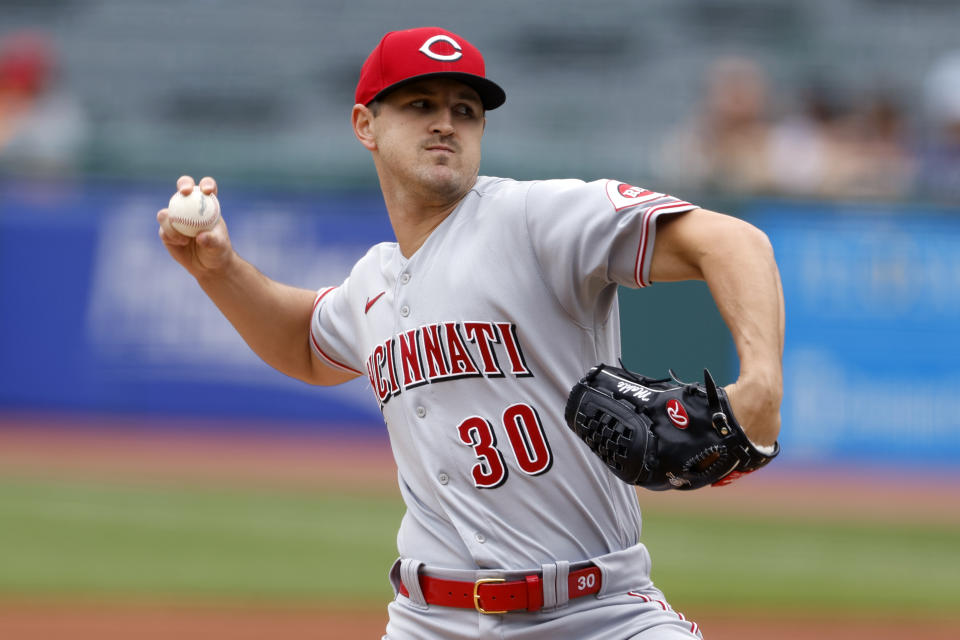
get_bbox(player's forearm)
[194,252,332,385]
[698,218,784,444]
[702,223,783,367]
[652,209,784,444]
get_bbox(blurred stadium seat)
[0,0,958,192]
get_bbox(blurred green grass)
[1,476,957,616]
[0,477,403,603]
[641,511,960,616]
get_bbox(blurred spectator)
[655,56,777,195]
[846,92,914,199]
[658,56,914,201]
[768,86,913,200]
[0,30,89,176]
[915,51,960,201]
[766,84,845,197]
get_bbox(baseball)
[167,189,221,237]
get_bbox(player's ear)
[352,104,377,151]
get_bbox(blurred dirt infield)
[2,412,956,523]
[1,602,957,640]
[0,412,399,493]
[1,411,959,639]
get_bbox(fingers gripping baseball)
[157,175,233,275]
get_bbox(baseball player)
[157,27,784,640]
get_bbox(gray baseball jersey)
[310,176,696,571]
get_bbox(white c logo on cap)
[419,35,463,61]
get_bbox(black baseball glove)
[564,363,779,490]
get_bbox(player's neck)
[381,183,469,259]
[387,202,459,259]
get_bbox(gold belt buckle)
[473,577,507,614]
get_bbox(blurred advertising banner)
[4,182,960,463]
[0,180,392,430]
[751,202,960,467]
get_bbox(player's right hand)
[157,175,234,277]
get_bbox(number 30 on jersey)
[456,403,553,488]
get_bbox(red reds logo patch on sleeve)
[605,180,664,211]
[617,183,653,199]
[666,399,689,429]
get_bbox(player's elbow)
[707,215,775,266]
[745,223,775,262]
[266,348,356,387]
[304,351,362,387]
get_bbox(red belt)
[398,565,602,614]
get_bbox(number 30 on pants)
[457,403,554,489]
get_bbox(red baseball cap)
[355,27,506,110]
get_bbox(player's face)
[368,79,485,201]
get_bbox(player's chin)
[420,165,472,194]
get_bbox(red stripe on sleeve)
[313,286,335,312]
[310,286,363,375]
[633,201,695,288]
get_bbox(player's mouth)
[424,144,456,154]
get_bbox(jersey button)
[400,273,410,285]
[475,532,486,544]
[400,305,410,317]
[416,406,427,418]
[437,472,449,485]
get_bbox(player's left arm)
[648,208,784,447]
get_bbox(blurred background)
[1,1,959,639]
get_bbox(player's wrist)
[725,373,782,448]
[735,366,783,403]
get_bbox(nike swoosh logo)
[364,291,386,314]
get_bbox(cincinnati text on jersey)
[365,321,532,408]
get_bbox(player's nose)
[429,110,456,136]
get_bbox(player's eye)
[454,104,477,118]
[409,99,429,109]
